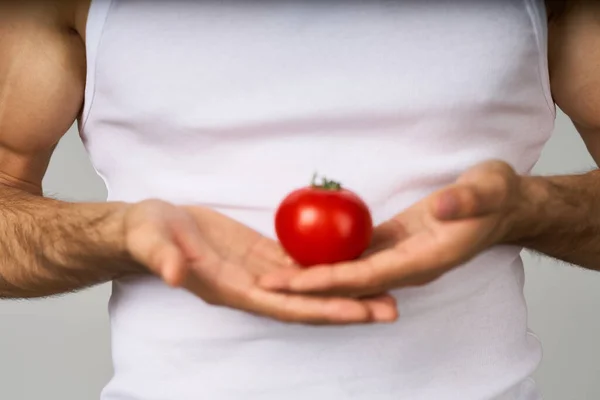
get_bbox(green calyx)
[311,172,342,190]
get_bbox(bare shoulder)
[548,2,600,129]
[0,0,87,30]
[0,0,89,192]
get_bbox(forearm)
[506,170,600,269]
[0,186,144,299]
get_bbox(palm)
[259,200,503,298]
[183,206,291,299]
[259,160,517,297]
[366,200,501,288]
[126,200,398,323]
[179,206,398,323]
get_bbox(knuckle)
[490,173,510,196]
[361,259,384,288]
[364,272,384,289]
[461,188,480,214]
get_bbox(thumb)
[432,161,515,220]
[127,223,189,287]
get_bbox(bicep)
[0,2,85,193]
[548,2,600,165]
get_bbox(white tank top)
[81,1,554,399]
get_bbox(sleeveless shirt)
[80,1,554,398]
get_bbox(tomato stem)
[311,172,342,190]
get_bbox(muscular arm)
[506,2,600,270]
[0,1,399,325]
[0,2,141,298]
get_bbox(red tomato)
[275,174,373,267]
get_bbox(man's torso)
[71,1,553,398]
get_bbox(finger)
[259,267,387,298]
[362,293,399,322]
[432,186,480,220]
[258,248,397,293]
[272,235,449,297]
[432,182,504,221]
[433,161,514,220]
[258,266,304,290]
[159,248,189,287]
[244,288,398,325]
[279,248,405,295]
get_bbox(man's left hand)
[260,160,530,298]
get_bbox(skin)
[260,2,600,297]
[1,0,599,324]
[0,0,397,325]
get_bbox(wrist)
[67,201,146,276]
[100,201,134,267]
[500,174,550,245]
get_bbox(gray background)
[0,110,599,399]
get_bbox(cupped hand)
[123,200,398,324]
[260,160,526,298]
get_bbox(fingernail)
[438,192,459,219]
[376,307,399,323]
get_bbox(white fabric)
[80,1,554,399]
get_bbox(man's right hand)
[0,1,397,325]
[123,200,398,324]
